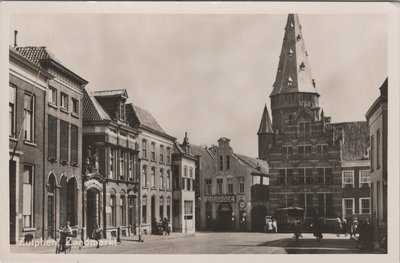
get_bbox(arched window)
[67,178,77,226]
[120,192,126,226]
[160,169,164,189]
[110,190,116,226]
[166,197,171,220]
[159,196,164,219]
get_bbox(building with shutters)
[10,45,88,242]
[192,138,269,232]
[257,14,343,221]
[130,104,176,235]
[172,133,197,233]
[365,78,387,246]
[82,88,140,239]
[9,47,53,244]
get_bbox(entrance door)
[217,203,233,231]
[87,189,100,238]
[9,160,16,244]
[251,206,267,232]
[47,175,56,239]
[151,196,155,222]
[205,202,212,229]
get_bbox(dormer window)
[119,103,125,121]
[290,21,294,29]
[288,76,293,86]
[288,48,294,57]
[296,35,301,41]
[299,62,305,71]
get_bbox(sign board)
[210,195,235,203]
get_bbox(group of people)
[335,217,359,237]
[152,218,171,235]
[265,218,278,233]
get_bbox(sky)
[9,13,387,158]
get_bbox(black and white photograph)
[1,2,399,262]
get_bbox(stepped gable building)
[11,45,88,242]
[171,133,197,233]
[9,47,53,243]
[258,14,343,221]
[191,138,270,232]
[332,122,371,221]
[82,88,140,239]
[127,103,176,234]
[365,78,387,246]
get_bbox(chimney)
[14,30,18,48]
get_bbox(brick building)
[192,138,269,232]
[365,78,387,245]
[82,88,140,239]
[333,122,371,221]
[9,47,53,243]
[172,133,197,233]
[257,14,343,221]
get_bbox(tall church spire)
[258,105,273,134]
[270,14,318,97]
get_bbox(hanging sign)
[210,194,235,203]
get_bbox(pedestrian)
[272,219,278,233]
[342,218,348,237]
[365,219,374,251]
[311,217,323,241]
[267,219,273,233]
[356,219,365,249]
[92,224,102,249]
[335,216,342,237]
[162,218,170,236]
[350,217,358,237]
[58,219,72,253]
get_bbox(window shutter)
[60,121,69,162]
[48,116,57,160]
[70,125,78,164]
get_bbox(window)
[166,170,171,189]
[188,178,192,191]
[160,169,164,189]
[184,201,193,215]
[342,170,354,188]
[377,129,381,169]
[316,144,328,156]
[298,145,312,157]
[23,165,34,227]
[181,177,186,190]
[119,103,125,121]
[159,145,164,163]
[60,93,68,110]
[151,167,156,188]
[48,115,57,160]
[110,194,116,226]
[359,170,371,187]
[49,86,57,105]
[217,179,223,194]
[66,179,77,226]
[142,196,147,224]
[159,197,164,218]
[286,169,295,184]
[189,167,193,178]
[142,140,147,159]
[110,148,116,178]
[24,94,35,142]
[167,197,171,220]
[128,152,134,180]
[120,150,125,179]
[370,135,374,171]
[360,198,370,214]
[282,146,293,158]
[219,156,223,170]
[238,177,245,193]
[166,147,171,164]
[205,179,212,195]
[184,166,188,177]
[9,85,16,137]
[278,169,288,185]
[151,142,156,161]
[226,156,230,170]
[288,49,294,57]
[60,120,69,163]
[299,122,311,137]
[343,198,354,218]
[70,125,78,164]
[72,98,79,116]
[120,195,126,225]
[306,193,314,217]
[227,178,233,194]
[287,76,293,86]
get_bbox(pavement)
[9,232,387,254]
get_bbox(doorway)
[47,175,56,239]
[87,188,100,238]
[216,203,233,231]
[251,206,267,232]
[9,160,16,244]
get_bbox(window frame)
[342,198,355,218]
[22,165,34,228]
[359,170,371,188]
[24,93,35,142]
[359,197,371,214]
[60,92,69,111]
[9,84,16,138]
[342,170,355,188]
[71,98,79,116]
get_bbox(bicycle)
[55,231,72,254]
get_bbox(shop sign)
[211,194,235,203]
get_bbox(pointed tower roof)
[270,14,318,97]
[258,105,274,134]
